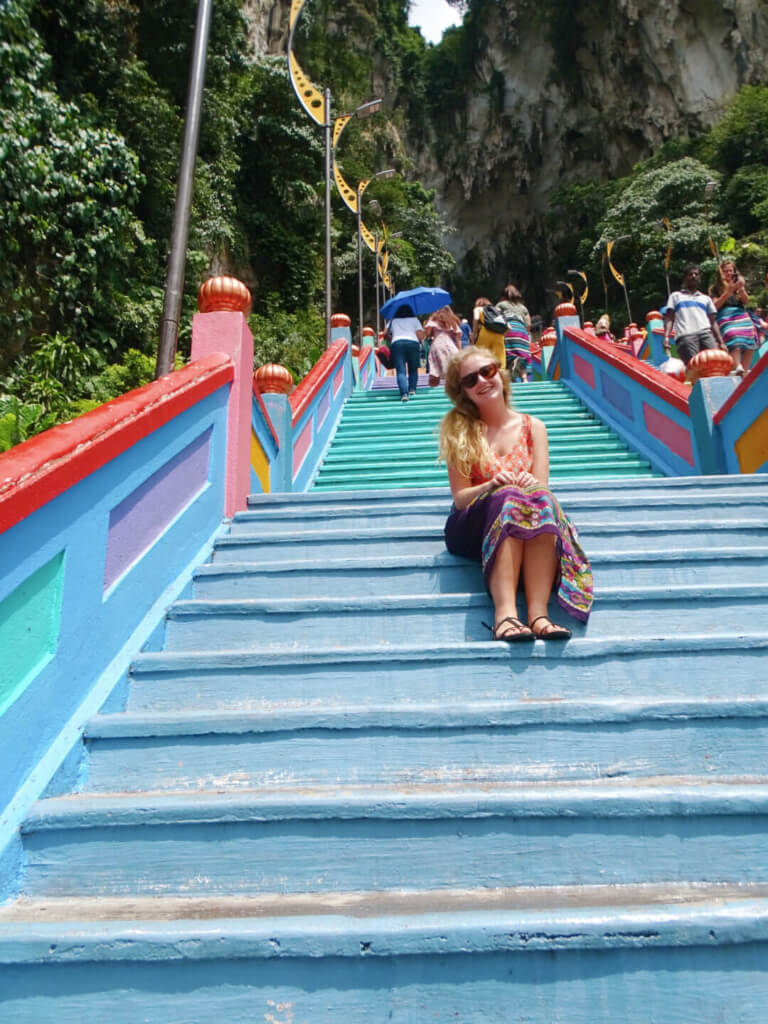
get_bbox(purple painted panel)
[601,372,634,421]
[573,353,595,391]
[317,386,330,428]
[104,427,212,591]
[333,366,344,396]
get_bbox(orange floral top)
[470,414,534,485]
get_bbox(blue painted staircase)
[2,469,768,1018]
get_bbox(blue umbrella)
[381,286,452,321]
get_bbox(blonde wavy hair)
[438,345,512,476]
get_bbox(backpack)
[480,305,508,333]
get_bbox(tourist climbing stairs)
[2,385,768,1018]
[313,379,657,490]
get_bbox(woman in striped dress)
[710,261,758,376]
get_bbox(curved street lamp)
[356,170,395,345]
[287,1,383,345]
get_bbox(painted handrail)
[290,339,348,426]
[0,354,232,534]
[0,355,234,877]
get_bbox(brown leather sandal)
[529,615,572,640]
[483,616,535,643]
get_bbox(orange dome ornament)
[553,302,577,318]
[541,326,557,347]
[330,313,351,328]
[197,276,252,314]
[253,363,293,395]
[687,349,733,381]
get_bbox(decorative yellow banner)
[571,270,588,306]
[333,159,358,214]
[289,0,306,32]
[288,51,326,126]
[332,115,351,149]
[361,221,377,252]
[606,240,625,287]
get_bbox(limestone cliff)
[242,0,768,299]
[418,0,768,295]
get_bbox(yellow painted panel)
[251,431,271,494]
[735,405,768,474]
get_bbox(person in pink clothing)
[424,306,461,386]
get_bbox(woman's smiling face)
[460,353,502,401]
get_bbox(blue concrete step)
[19,780,768,899]
[79,698,768,793]
[127,633,768,711]
[4,474,768,1020]
[163,582,767,650]
[213,518,768,563]
[194,546,768,598]
[2,888,767,1022]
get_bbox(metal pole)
[156,0,212,378]
[357,189,364,347]
[374,231,380,341]
[324,87,332,348]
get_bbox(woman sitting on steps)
[439,346,593,641]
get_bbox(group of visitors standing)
[663,260,761,374]
[382,284,535,401]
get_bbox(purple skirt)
[444,483,593,621]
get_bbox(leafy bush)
[249,301,325,381]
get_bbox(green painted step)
[314,379,657,490]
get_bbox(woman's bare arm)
[447,463,495,510]
[529,417,550,486]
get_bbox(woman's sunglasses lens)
[461,363,498,388]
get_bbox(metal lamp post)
[156,0,212,378]
[287,1,382,345]
[356,170,395,346]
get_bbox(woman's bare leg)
[741,348,753,374]
[487,536,527,637]
[730,347,741,373]
[521,533,559,631]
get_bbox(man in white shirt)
[663,265,725,365]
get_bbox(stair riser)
[312,470,659,489]
[2,944,767,1024]
[164,595,755,649]
[194,556,768,599]
[83,718,768,794]
[126,647,767,711]
[20,814,768,898]
[230,502,767,534]
[214,526,763,562]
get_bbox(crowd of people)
[377,283,537,401]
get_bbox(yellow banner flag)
[606,240,625,287]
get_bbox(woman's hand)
[489,469,538,491]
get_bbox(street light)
[372,225,402,338]
[357,170,395,345]
[287,1,382,345]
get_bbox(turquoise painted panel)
[0,552,64,718]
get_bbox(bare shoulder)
[528,415,548,436]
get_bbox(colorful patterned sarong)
[444,483,593,622]
[504,320,532,365]
[716,305,758,350]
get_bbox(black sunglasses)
[461,362,499,389]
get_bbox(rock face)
[420,0,768,294]
[241,0,768,298]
